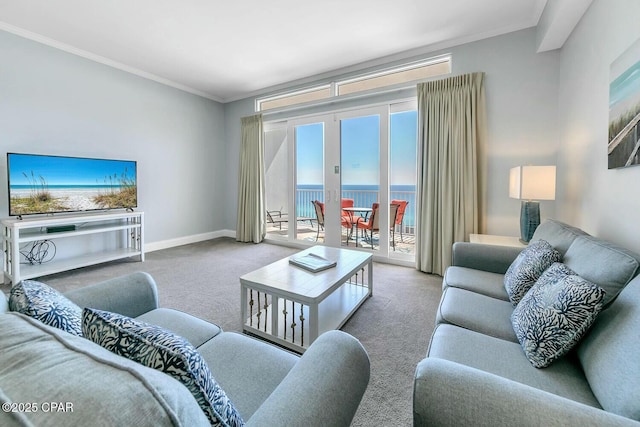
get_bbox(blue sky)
[341,115,381,185]
[610,58,640,110]
[390,111,418,185]
[296,124,324,185]
[295,111,417,186]
[8,153,136,186]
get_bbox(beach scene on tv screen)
[9,154,137,216]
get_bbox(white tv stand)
[2,211,144,286]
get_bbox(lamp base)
[519,201,540,243]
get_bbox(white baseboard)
[145,230,416,268]
[144,229,236,253]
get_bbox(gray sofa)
[414,220,640,426]
[0,272,370,427]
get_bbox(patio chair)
[312,200,325,241]
[341,198,354,211]
[312,200,356,243]
[266,208,288,230]
[341,198,363,241]
[390,199,409,242]
[357,203,400,250]
[267,208,316,234]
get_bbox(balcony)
[266,188,416,255]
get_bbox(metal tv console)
[2,211,144,286]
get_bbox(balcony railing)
[295,188,416,235]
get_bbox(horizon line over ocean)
[10,184,133,190]
[298,184,415,191]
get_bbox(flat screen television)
[7,153,137,217]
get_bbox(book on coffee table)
[289,253,337,272]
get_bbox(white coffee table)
[240,246,373,353]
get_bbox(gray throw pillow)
[504,239,561,306]
[82,308,244,427]
[563,235,640,306]
[511,263,606,368]
[9,280,83,336]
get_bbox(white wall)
[223,28,561,237]
[449,29,560,235]
[0,31,227,247]
[556,0,640,252]
[1,23,573,249]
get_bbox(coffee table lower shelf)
[243,280,369,353]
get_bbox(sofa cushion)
[198,332,299,419]
[511,263,605,368]
[451,242,524,274]
[136,308,222,348]
[64,271,159,318]
[530,219,588,255]
[563,235,640,306]
[0,312,210,427]
[427,324,601,407]
[82,308,244,427]
[442,267,509,301]
[8,280,83,336]
[436,287,517,342]
[504,240,561,306]
[577,275,640,420]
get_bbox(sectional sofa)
[414,220,640,426]
[0,272,370,426]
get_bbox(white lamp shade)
[509,166,556,201]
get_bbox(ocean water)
[10,184,129,199]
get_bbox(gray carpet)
[7,237,442,426]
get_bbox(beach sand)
[11,188,103,211]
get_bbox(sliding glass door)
[264,101,417,261]
[389,104,418,260]
[338,108,389,254]
[264,123,288,237]
[294,121,325,242]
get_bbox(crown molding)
[0,21,224,102]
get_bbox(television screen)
[7,153,137,217]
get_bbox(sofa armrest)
[452,242,522,274]
[414,358,639,427]
[247,330,370,427]
[64,272,159,318]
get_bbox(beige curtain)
[236,114,265,243]
[416,72,487,275]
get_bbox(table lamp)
[509,166,556,243]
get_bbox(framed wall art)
[609,38,640,169]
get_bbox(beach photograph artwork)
[8,153,137,216]
[609,37,640,169]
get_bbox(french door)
[337,107,389,253]
[264,102,417,261]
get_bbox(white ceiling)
[0,0,552,102]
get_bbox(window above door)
[256,55,450,112]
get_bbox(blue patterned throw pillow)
[9,280,83,336]
[504,239,562,306]
[511,263,606,368]
[82,308,244,427]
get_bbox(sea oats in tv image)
[7,153,137,216]
[609,38,640,169]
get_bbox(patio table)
[343,207,372,247]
